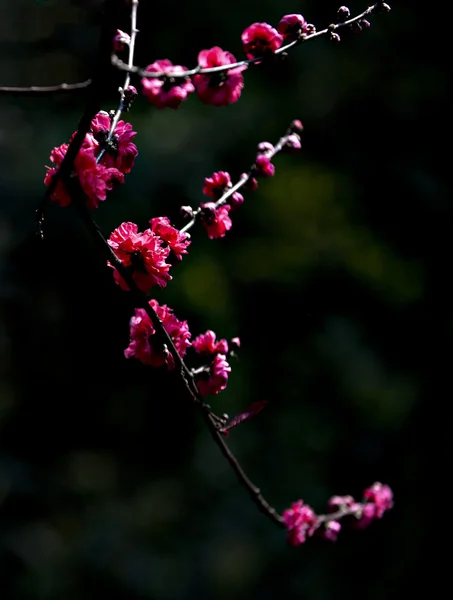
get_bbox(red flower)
[124,299,191,369]
[196,354,231,397]
[149,216,191,260]
[193,47,246,106]
[141,60,194,109]
[200,202,232,239]
[277,14,308,42]
[107,222,172,293]
[241,22,283,60]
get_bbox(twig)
[180,122,297,235]
[98,0,139,163]
[0,80,92,95]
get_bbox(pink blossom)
[277,14,308,41]
[230,337,241,350]
[282,500,317,546]
[44,111,136,209]
[193,47,246,106]
[328,495,355,511]
[241,23,283,60]
[124,299,191,369]
[363,482,393,518]
[257,141,274,154]
[113,29,130,52]
[141,60,195,109]
[230,192,244,210]
[254,154,275,177]
[203,171,232,199]
[353,502,377,529]
[44,136,124,209]
[90,111,138,174]
[107,222,172,293]
[290,119,304,132]
[196,354,231,397]
[149,216,191,260]
[242,173,258,191]
[200,202,232,239]
[284,133,302,152]
[319,520,341,542]
[193,330,228,355]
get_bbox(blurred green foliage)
[0,1,446,599]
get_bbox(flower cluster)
[107,218,190,293]
[124,299,191,369]
[282,482,393,546]
[192,122,302,239]
[44,111,137,209]
[124,312,237,399]
[192,330,236,397]
[138,13,312,110]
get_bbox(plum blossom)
[141,60,195,109]
[107,222,172,293]
[124,299,191,370]
[149,216,191,260]
[277,14,308,41]
[193,47,246,106]
[241,23,283,60]
[195,353,231,397]
[44,111,137,208]
[200,202,232,239]
[193,330,229,355]
[282,500,317,546]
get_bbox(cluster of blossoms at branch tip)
[136,13,311,110]
[107,217,190,293]
[282,482,393,546]
[44,111,137,209]
[189,121,303,239]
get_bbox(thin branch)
[98,0,139,163]
[180,122,298,235]
[72,187,284,526]
[0,80,92,95]
[111,2,390,80]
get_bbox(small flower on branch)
[277,14,308,42]
[254,154,275,177]
[149,216,191,260]
[203,171,232,199]
[124,299,191,369]
[193,47,246,106]
[241,22,284,60]
[200,202,232,239]
[141,59,195,109]
[193,330,229,356]
[195,353,231,397]
[113,29,131,52]
[107,222,172,292]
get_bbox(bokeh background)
[0,0,448,598]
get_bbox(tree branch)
[0,80,92,95]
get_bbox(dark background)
[0,0,448,598]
